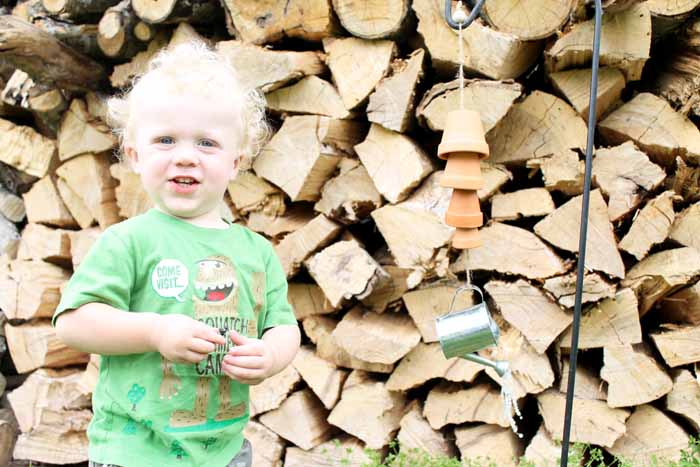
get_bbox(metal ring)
[444,0,487,30]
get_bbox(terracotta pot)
[452,228,481,249]
[441,151,483,190]
[445,189,483,228]
[437,109,489,160]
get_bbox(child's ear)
[124,145,140,174]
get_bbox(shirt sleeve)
[260,242,298,334]
[52,229,135,327]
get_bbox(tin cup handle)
[446,284,484,316]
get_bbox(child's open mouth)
[168,176,200,194]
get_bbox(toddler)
[53,40,300,467]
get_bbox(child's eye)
[156,136,174,145]
[198,139,218,148]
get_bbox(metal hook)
[444,0,487,30]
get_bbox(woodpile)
[0,0,700,466]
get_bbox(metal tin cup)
[436,285,500,359]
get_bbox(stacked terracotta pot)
[438,109,490,249]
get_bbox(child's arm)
[56,302,226,363]
[222,325,301,385]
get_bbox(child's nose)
[171,145,199,166]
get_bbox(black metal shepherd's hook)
[442,1,604,466]
[444,0,487,29]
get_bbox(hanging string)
[457,1,465,110]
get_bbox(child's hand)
[153,314,226,364]
[222,330,276,385]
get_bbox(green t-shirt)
[54,209,297,467]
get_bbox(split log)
[397,401,456,458]
[454,424,522,467]
[302,316,394,373]
[56,153,120,228]
[332,306,419,365]
[327,376,406,449]
[247,205,314,239]
[601,344,673,407]
[5,321,89,373]
[480,326,555,400]
[242,421,285,467]
[592,142,666,221]
[650,324,700,367]
[665,369,700,432]
[323,37,396,111]
[97,0,147,60]
[479,162,512,200]
[332,0,410,39]
[366,48,424,133]
[131,0,220,24]
[249,364,300,417]
[292,346,348,410]
[216,41,326,93]
[16,223,70,266]
[305,242,389,308]
[0,408,18,467]
[659,280,700,324]
[360,265,411,314]
[416,79,522,134]
[452,222,568,280]
[57,99,116,162]
[485,279,571,354]
[550,67,626,121]
[110,163,152,219]
[56,177,95,229]
[227,171,284,217]
[490,188,555,221]
[287,283,334,321]
[412,0,542,79]
[483,0,574,40]
[0,216,19,256]
[523,426,564,467]
[221,0,339,44]
[110,31,168,88]
[487,91,587,165]
[534,189,625,279]
[621,246,700,315]
[285,435,371,467]
[607,405,690,465]
[0,185,25,223]
[2,69,67,138]
[253,116,365,202]
[527,150,585,196]
[599,92,700,167]
[274,214,342,278]
[544,3,651,82]
[0,15,106,91]
[314,160,383,224]
[543,272,616,308]
[424,382,510,429]
[670,157,700,203]
[559,360,607,401]
[3,259,70,320]
[78,353,99,394]
[647,0,700,38]
[386,342,482,391]
[258,388,332,451]
[619,191,677,260]
[402,282,474,343]
[0,118,57,178]
[265,76,351,119]
[8,369,91,464]
[537,389,630,447]
[654,17,700,118]
[23,176,78,228]
[560,288,641,349]
[669,201,700,250]
[355,124,434,204]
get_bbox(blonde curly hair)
[106,40,269,163]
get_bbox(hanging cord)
[559,1,602,465]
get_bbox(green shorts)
[88,438,252,467]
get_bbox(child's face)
[125,90,242,227]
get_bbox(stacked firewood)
[1,0,700,465]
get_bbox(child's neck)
[155,207,229,229]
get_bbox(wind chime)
[433,0,520,436]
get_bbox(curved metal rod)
[444,0,487,30]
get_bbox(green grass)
[331,436,700,467]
